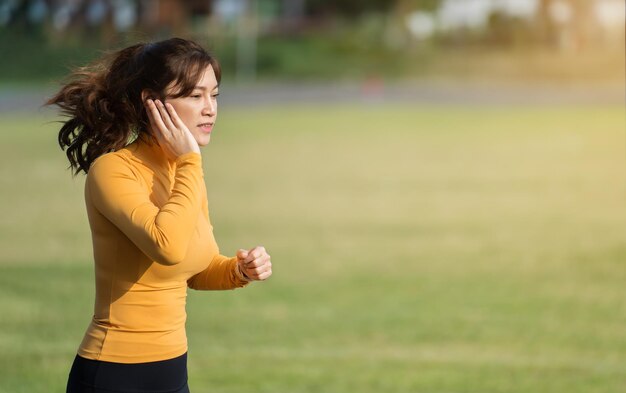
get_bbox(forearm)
[187,254,250,290]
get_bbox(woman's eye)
[190,94,201,98]
[212,93,220,98]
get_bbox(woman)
[47,37,272,393]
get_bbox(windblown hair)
[47,37,221,175]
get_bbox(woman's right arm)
[87,151,203,265]
[86,98,203,265]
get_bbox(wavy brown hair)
[47,37,221,175]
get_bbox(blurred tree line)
[0,0,623,82]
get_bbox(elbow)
[187,276,199,290]
[149,229,188,265]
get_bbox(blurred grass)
[0,103,625,392]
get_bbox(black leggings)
[66,353,190,393]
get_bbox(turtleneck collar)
[134,133,177,172]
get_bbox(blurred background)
[0,1,625,393]
[0,0,624,84]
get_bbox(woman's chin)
[197,135,211,147]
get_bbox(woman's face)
[164,65,219,147]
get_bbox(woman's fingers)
[236,249,249,260]
[145,99,161,128]
[146,99,169,138]
[243,263,272,281]
[155,100,177,133]
[237,245,272,281]
[255,270,272,281]
[245,259,271,275]
[242,251,269,268]
[145,99,175,157]
[243,246,266,263]
[246,254,270,269]
[165,102,187,132]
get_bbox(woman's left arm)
[187,246,272,290]
[187,253,250,290]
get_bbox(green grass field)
[0,103,625,392]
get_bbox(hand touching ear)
[145,98,200,159]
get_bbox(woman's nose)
[203,98,216,116]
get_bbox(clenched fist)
[236,246,272,281]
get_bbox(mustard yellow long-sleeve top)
[78,136,248,364]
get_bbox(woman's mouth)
[198,123,213,133]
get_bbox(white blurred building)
[406,0,625,40]
[438,0,538,31]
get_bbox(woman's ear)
[141,89,156,103]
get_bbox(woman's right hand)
[145,98,200,159]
